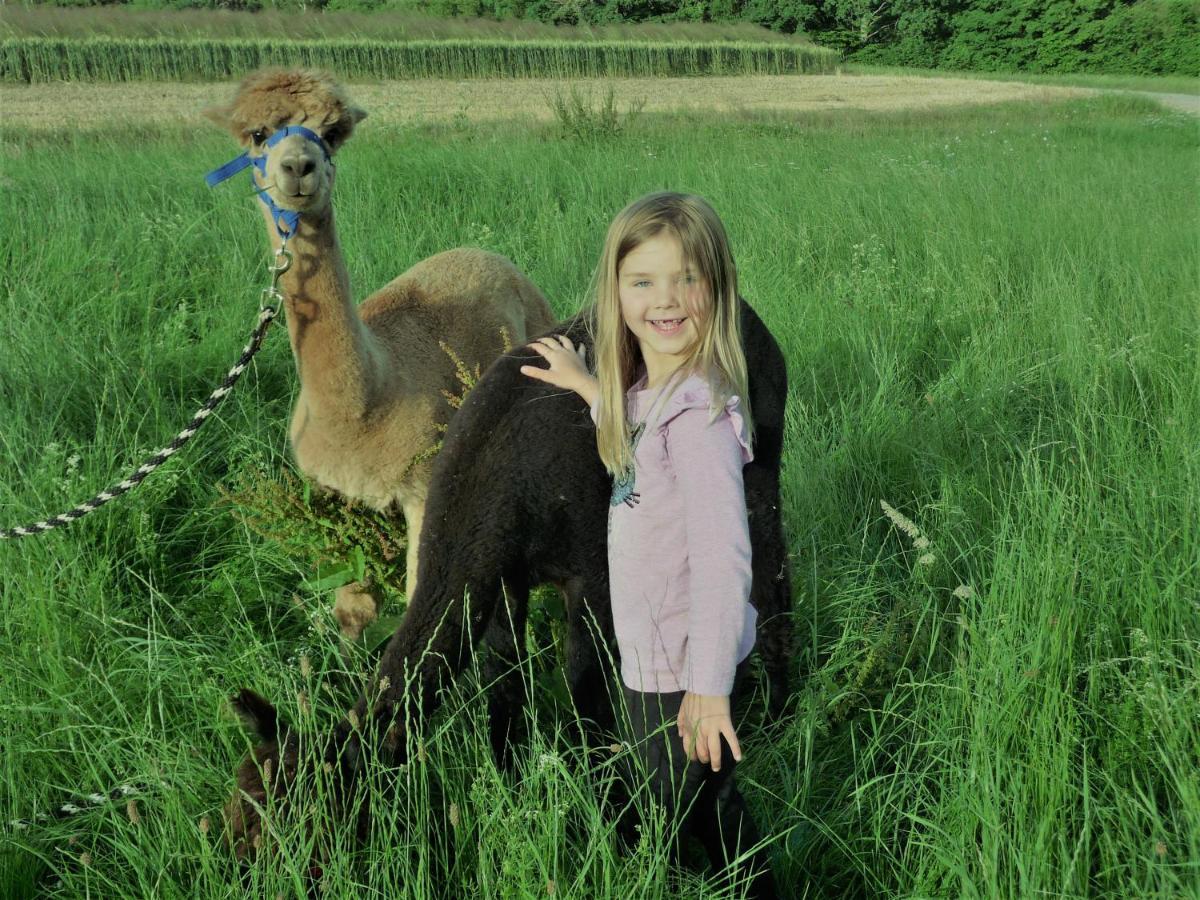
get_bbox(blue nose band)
[205,125,333,240]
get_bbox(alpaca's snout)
[280,155,316,179]
[275,157,324,200]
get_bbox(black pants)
[622,667,778,898]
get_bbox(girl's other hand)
[678,692,743,773]
[520,335,597,402]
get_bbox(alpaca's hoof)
[334,581,380,641]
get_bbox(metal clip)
[262,244,293,311]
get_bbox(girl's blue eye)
[634,280,650,288]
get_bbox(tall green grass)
[1,95,1197,897]
[0,36,838,83]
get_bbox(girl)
[521,192,776,897]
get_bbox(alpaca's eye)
[251,129,268,147]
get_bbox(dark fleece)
[339,297,793,768]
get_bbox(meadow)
[0,92,1197,898]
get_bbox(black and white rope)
[8,782,150,832]
[1,305,279,540]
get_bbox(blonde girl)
[521,192,776,896]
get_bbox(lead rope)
[0,245,292,540]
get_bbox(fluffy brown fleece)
[209,68,366,149]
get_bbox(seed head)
[880,500,922,543]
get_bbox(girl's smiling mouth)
[649,317,687,334]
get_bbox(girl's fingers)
[527,342,552,358]
[724,726,743,763]
[519,365,550,381]
[707,731,723,772]
[555,334,574,350]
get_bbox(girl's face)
[617,231,709,383]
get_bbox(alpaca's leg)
[334,578,382,641]
[561,573,617,737]
[744,462,793,716]
[401,493,427,599]
[479,577,530,769]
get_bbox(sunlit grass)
[1,95,1197,897]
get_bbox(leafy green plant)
[546,85,645,141]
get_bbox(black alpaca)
[227,298,792,855]
[352,298,791,758]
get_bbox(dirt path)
[1118,90,1200,115]
[0,74,1096,130]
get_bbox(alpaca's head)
[224,689,303,860]
[204,68,367,218]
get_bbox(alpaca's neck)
[264,206,381,422]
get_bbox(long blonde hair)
[589,192,753,476]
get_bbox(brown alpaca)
[204,68,555,638]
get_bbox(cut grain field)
[1,92,1197,898]
[0,73,1092,130]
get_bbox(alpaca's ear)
[324,105,368,151]
[231,689,279,743]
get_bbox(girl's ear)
[231,689,279,743]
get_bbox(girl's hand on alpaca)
[678,692,742,773]
[520,335,598,405]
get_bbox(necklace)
[609,421,644,508]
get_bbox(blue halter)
[205,125,333,240]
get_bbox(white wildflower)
[952,585,975,600]
[918,553,936,566]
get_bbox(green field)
[1,94,1198,897]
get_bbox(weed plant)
[0,95,1197,897]
[547,85,645,141]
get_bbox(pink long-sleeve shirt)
[592,372,756,696]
